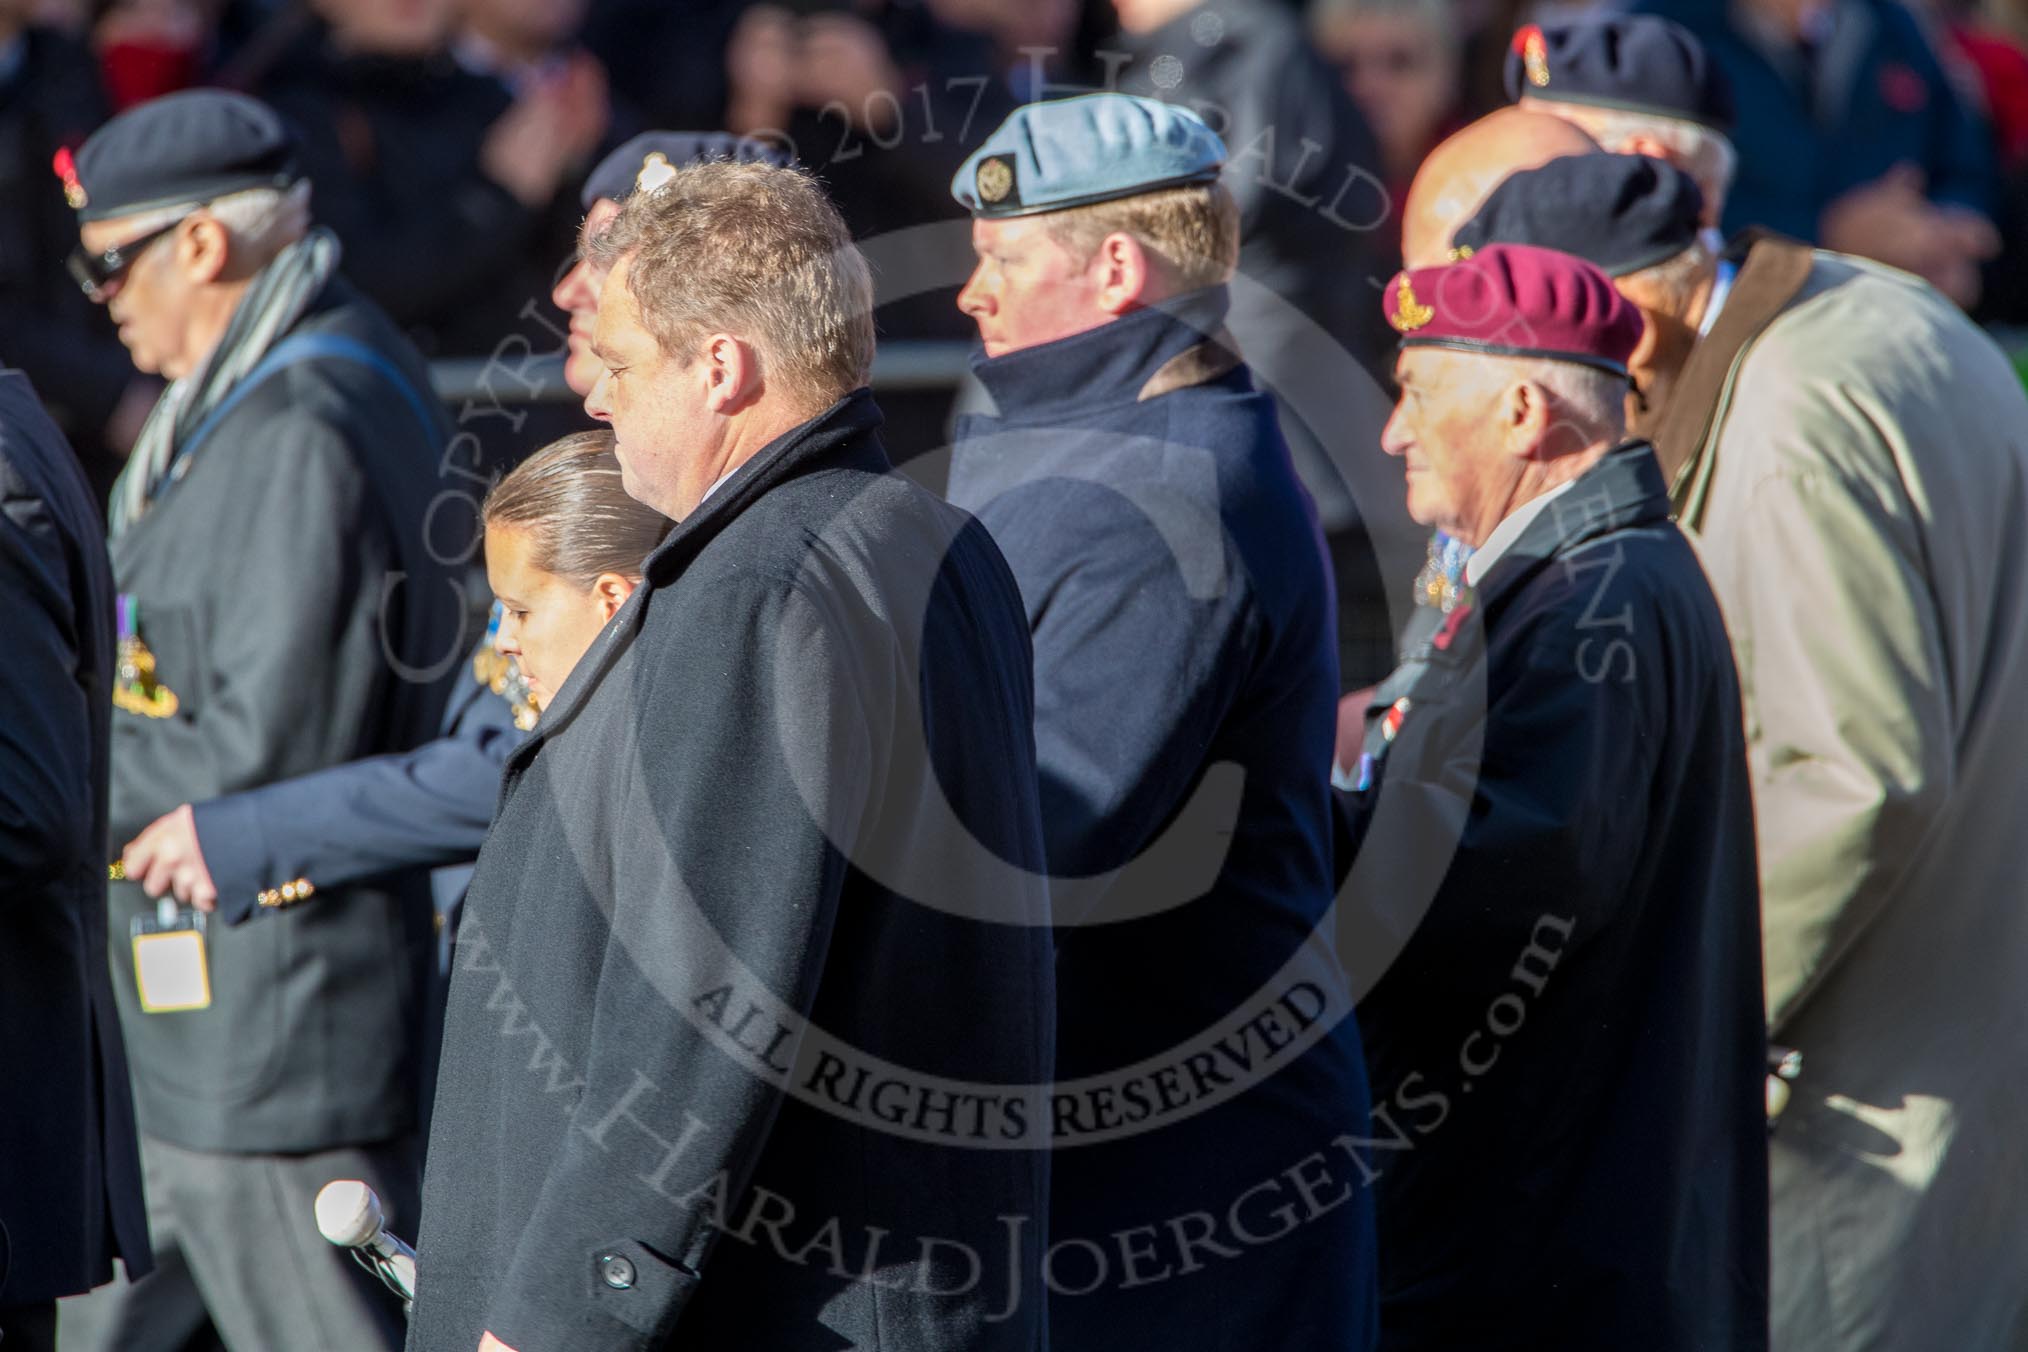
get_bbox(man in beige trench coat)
[1454,149,2028,1350]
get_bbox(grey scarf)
[110,226,344,538]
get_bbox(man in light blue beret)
[946,93,1379,1352]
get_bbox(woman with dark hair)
[120,428,668,928]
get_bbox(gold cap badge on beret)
[976,156,1014,205]
[635,150,677,195]
[1518,25,1551,88]
[1390,275,1435,332]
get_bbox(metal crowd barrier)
[427,341,978,406]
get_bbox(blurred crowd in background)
[5,0,2028,505]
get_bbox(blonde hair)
[588,161,875,410]
[1040,182,1242,293]
[483,430,671,587]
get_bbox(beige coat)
[1666,240,2028,1349]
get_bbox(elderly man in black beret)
[57,89,461,1352]
[1339,241,1768,1351]
[1459,149,2028,1352]
[1520,10,1998,309]
[1504,14,1736,234]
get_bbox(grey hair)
[1528,360,1628,441]
[1441,348,1627,445]
[1527,100,1737,211]
[112,180,314,263]
[1620,237,1716,319]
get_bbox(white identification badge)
[132,901,211,1013]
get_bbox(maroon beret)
[1382,243,1644,379]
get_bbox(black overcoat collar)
[1471,440,1673,616]
[506,388,888,770]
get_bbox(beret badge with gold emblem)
[1390,274,1435,332]
[976,156,1015,205]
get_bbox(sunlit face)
[79,213,201,379]
[484,523,628,706]
[551,196,622,397]
[584,254,715,517]
[956,215,1109,358]
[1379,349,1518,546]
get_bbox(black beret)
[1453,154,1703,278]
[1506,16,1734,132]
[579,132,796,209]
[69,89,298,223]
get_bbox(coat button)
[599,1253,637,1290]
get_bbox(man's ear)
[592,572,634,621]
[1504,378,1553,459]
[701,334,761,414]
[179,215,232,285]
[1094,231,1161,315]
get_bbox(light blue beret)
[951,94,1226,219]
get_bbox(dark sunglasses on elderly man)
[67,208,203,303]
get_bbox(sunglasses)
[67,209,202,302]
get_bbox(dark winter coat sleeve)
[189,669,516,925]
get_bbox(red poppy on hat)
[1382,243,1644,379]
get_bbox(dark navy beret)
[1506,16,1734,132]
[1453,154,1703,277]
[952,94,1224,219]
[579,132,795,209]
[68,89,297,223]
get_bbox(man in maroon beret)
[1337,244,1769,1349]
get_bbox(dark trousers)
[0,1302,57,1352]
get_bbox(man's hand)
[122,803,219,913]
[479,1333,519,1352]
[1820,164,2001,309]
[795,13,903,127]
[481,52,613,209]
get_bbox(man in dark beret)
[1458,149,2028,1352]
[1632,0,1999,310]
[1505,14,1736,231]
[1337,242,1768,1350]
[57,89,461,1351]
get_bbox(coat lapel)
[1651,231,1816,501]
